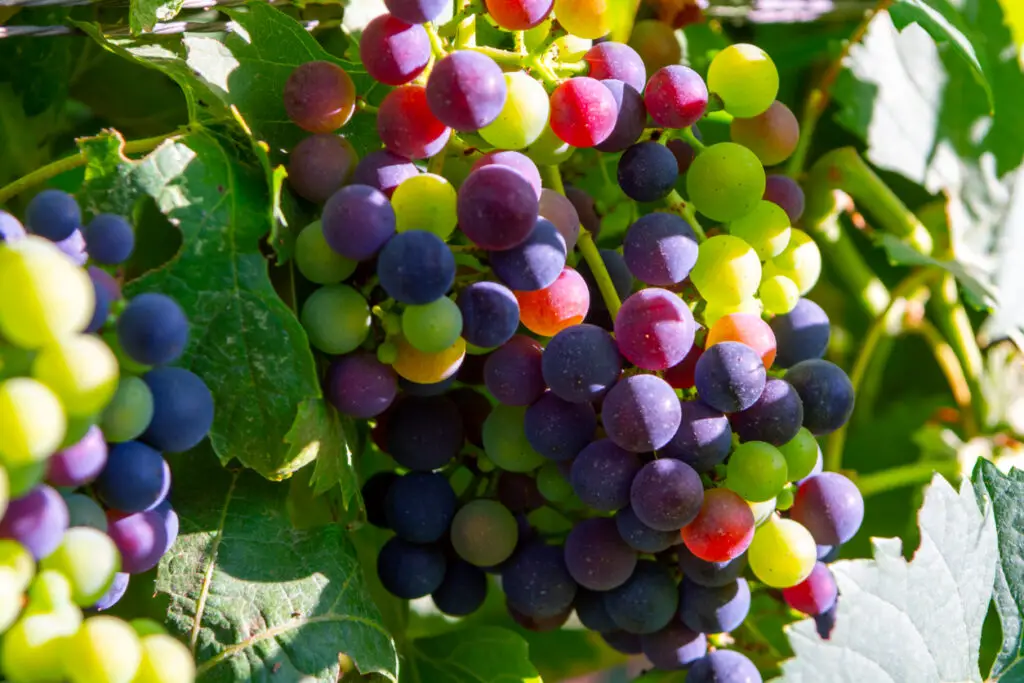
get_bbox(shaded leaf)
[130,0,185,35]
[875,233,998,310]
[404,626,541,683]
[283,400,363,520]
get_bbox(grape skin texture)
[457,281,521,349]
[680,488,755,562]
[679,578,751,634]
[326,353,397,418]
[427,51,508,131]
[541,323,620,403]
[623,211,698,287]
[484,335,546,406]
[729,200,791,262]
[385,396,464,471]
[283,61,356,133]
[288,135,358,204]
[377,230,456,305]
[378,536,446,599]
[141,367,215,454]
[782,561,837,615]
[660,400,732,473]
[0,485,68,559]
[641,622,707,671]
[615,506,680,553]
[377,85,451,159]
[385,472,456,543]
[617,141,679,202]
[524,392,597,462]
[450,499,519,567]
[432,559,488,616]
[643,65,708,129]
[602,560,677,634]
[458,165,540,250]
[321,184,396,261]
[563,517,638,590]
[729,377,804,446]
[769,298,830,368]
[707,43,779,118]
[502,542,577,619]
[549,77,618,148]
[791,472,864,545]
[687,650,763,683]
[95,442,170,514]
[584,42,647,92]
[687,143,766,223]
[784,359,855,434]
[694,342,767,414]
[726,441,788,503]
[301,284,371,356]
[490,218,567,292]
[570,439,642,512]
[614,289,695,371]
[392,334,466,384]
[677,545,748,588]
[630,458,704,531]
[595,80,647,153]
[359,14,430,86]
[402,297,463,353]
[707,313,777,371]
[602,374,682,452]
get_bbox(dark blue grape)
[361,471,398,528]
[497,472,545,514]
[815,599,838,639]
[615,506,680,553]
[0,211,26,243]
[570,439,642,512]
[623,212,699,286]
[785,359,854,434]
[677,545,748,588]
[484,335,546,406]
[694,341,767,414]
[432,559,488,616]
[564,517,638,591]
[575,588,618,632]
[352,150,418,197]
[660,400,732,473]
[385,472,456,543]
[322,184,396,260]
[630,459,703,531]
[577,248,634,315]
[769,298,830,369]
[601,630,643,655]
[142,368,214,453]
[117,293,189,367]
[595,80,646,153]
[687,650,762,683]
[377,230,455,305]
[25,189,80,242]
[378,537,447,599]
[524,392,596,462]
[641,622,707,670]
[55,229,87,265]
[729,378,804,446]
[679,578,750,634]
[507,601,573,632]
[385,396,464,471]
[83,214,135,265]
[603,560,678,634]
[457,281,520,349]
[617,141,679,202]
[90,572,130,611]
[502,542,578,619]
[449,387,491,448]
[95,442,170,513]
[542,324,622,403]
[602,375,681,452]
[490,218,567,292]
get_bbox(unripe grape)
[748,516,816,588]
[760,273,800,315]
[729,200,791,261]
[707,43,779,118]
[480,72,550,150]
[686,143,766,222]
[770,229,821,294]
[731,101,800,166]
[690,235,762,306]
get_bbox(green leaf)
[157,445,398,682]
[973,460,1024,680]
[875,233,999,310]
[78,130,322,480]
[775,475,996,682]
[130,0,185,35]
[283,400,364,519]
[404,626,541,683]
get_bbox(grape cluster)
[282,3,861,679]
[0,196,209,683]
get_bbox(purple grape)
[677,545,748,587]
[142,367,214,453]
[565,186,600,236]
[489,218,567,292]
[55,229,87,265]
[458,166,540,250]
[623,212,698,286]
[791,472,864,545]
[641,622,707,670]
[602,560,677,634]
[362,471,398,528]
[815,599,839,639]
[687,650,763,683]
[326,352,398,418]
[471,151,543,200]
[427,51,507,131]
[770,298,830,369]
[729,377,804,446]
[484,335,546,406]
[818,544,841,563]
[575,588,618,631]
[577,249,634,315]
[106,509,170,573]
[0,485,68,559]
[667,139,696,174]
[660,400,732,473]
[378,537,447,599]
[497,472,545,514]
[83,214,134,265]
[564,517,638,591]
[615,506,680,553]
[46,425,107,487]
[377,230,455,304]
[385,472,456,543]
[450,387,491,448]
[25,189,80,242]
[502,542,578,619]
[457,281,520,349]
[539,189,581,252]
[352,150,418,197]
[0,210,26,242]
[385,396,464,471]
[630,459,703,531]
[570,439,642,512]
[524,392,597,462]
[585,42,646,92]
[783,561,838,615]
[432,559,487,616]
[359,14,430,86]
[764,174,806,223]
[679,578,751,634]
[90,572,129,611]
[617,141,679,202]
[614,289,695,370]
[385,0,448,23]
[95,442,171,514]
[784,359,855,434]
[322,184,396,261]
[287,134,358,204]
[117,293,189,367]
[602,374,681,452]
[694,341,767,414]
[541,324,622,403]
[595,80,647,153]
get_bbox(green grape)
[707,43,779,118]
[729,200,791,261]
[759,272,800,315]
[690,235,762,306]
[726,441,788,502]
[449,499,518,567]
[40,528,119,607]
[0,568,20,633]
[101,331,150,377]
[6,461,46,498]
[687,143,766,223]
[778,427,820,481]
[0,378,66,468]
[770,229,821,295]
[0,345,36,381]
[376,341,398,365]
[480,71,550,150]
[703,297,762,328]
[525,124,576,166]
[775,485,795,511]
[132,634,196,683]
[536,462,573,503]
[300,284,371,355]
[0,540,36,591]
[100,377,154,444]
[295,221,357,285]
[32,335,119,418]
[748,516,817,588]
[27,570,75,612]
[129,619,167,637]
[392,174,458,240]
[748,498,776,527]
[483,405,546,472]
[63,616,142,683]
[59,414,96,450]
[401,298,463,354]
[1,605,82,682]
[0,236,94,349]
[63,493,109,532]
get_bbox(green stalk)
[932,274,986,429]
[664,190,706,241]
[910,317,976,436]
[855,458,960,497]
[679,126,706,153]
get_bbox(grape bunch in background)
[0,193,212,683]
[282,1,862,679]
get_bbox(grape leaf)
[157,444,398,682]
[403,626,542,683]
[77,129,323,481]
[130,0,185,35]
[775,475,996,682]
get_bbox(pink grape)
[549,77,619,149]
[644,65,708,129]
[377,85,452,159]
[680,488,755,562]
[614,289,695,371]
[359,14,431,86]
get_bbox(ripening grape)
[644,65,708,129]
[480,71,550,150]
[584,42,646,92]
[595,79,647,153]
[457,281,521,349]
[730,378,804,446]
[378,536,446,599]
[707,43,779,118]
[502,541,577,619]
[63,616,143,683]
[83,214,134,266]
[295,221,357,285]
[690,234,761,306]
[770,297,831,368]
[731,101,800,166]
[694,341,766,414]
[688,651,763,683]
[141,368,213,454]
[678,577,751,634]
[703,297,762,329]
[760,273,800,315]
[515,267,590,336]
[614,289,695,370]
[485,0,553,30]
[402,297,463,354]
[133,634,196,683]
[680,488,755,562]
[352,150,419,197]
[539,189,581,250]
[46,426,107,488]
[1,597,82,681]
[391,174,458,239]
[705,313,776,369]
[748,498,776,527]
[392,334,466,384]
[489,218,568,292]
[660,400,731,473]
[536,461,574,502]
[100,375,155,443]
[748,515,816,588]
[359,14,431,86]
[283,61,356,133]
[458,165,540,250]
[0,379,66,467]
[770,229,821,294]
[525,18,592,60]
[484,335,546,406]
[554,0,612,39]
[729,200,791,261]
[32,335,119,418]
[603,560,677,634]
[287,134,358,204]
[564,517,637,590]
[686,142,766,222]
[602,374,682,452]
[778,427,820,482]
[628,20,681,73]
[433,560,488,617]
[427,51,508,131]
[549,77,618,148]
[784,359,855,435]
[641,622,707,671]
[300,284,370,355]
[483,405,546,472]
[726,441,788,502]
[378,85,452,159]
[764,174,806,223]
[630,458,704,531]
[782,561,838,616]
[326,353,398,419]
[571,439,642,511]
[40,527,119,606]
[791,472,864,545]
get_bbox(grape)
[503,541,577,618]
[6,461,47,498]
[65,615,144,683]
[614,289,695,370]
[791,472,864,545]
[617,141,679,202]
[472,151,543,199]
[132,633,196,683]
[398,374,457,399]
[702,289,758,327]
[679,577,751,634]
[687,650,763,683]
[707,43,778,118]
[585,42,646,92]
[25,189,80,242]
[283,61,356,133]
[778,427,819,481]
[726,441,787,503]
[46,426,106,488]
[287,134,358,204]
[577,249,633,319]
[141,367,214,453]
[570,439,642,512]
[457,282,520,349]
[642,622,707,670]
[591,80,645,154]
[32,334,118,417]
[326,353,397,418]
[687,143,766,223]
[391,176,458,241]
[770,298,830,368]
[378,537,447,599]
[484,335,546,406]
[515,267,590,336]
[0,570,20,633]
[294,226,357,289]
[497,472,545,514]
[0,378,66,467]
[449,387,491,448]
[83,214,134,265]
[432,559,488,617]
[603,375,681,452]
[564,186,600,235]
[782,561,837,615]
[601,630,643,654]
[785,359,854,434]
[554,0,611,39]
[0,485,68,559]
[490,218,567,292]
[39,528,118,606]
[480,71,550,149]
[352,150,419,197]
[549,77,617,148]
[526,17,592,59]
[730,100,800,166]
[85,267,119,334]
[536,461,573,502]
[116,293,188,367]
[694,341,767,413]
[747,516,816,588]
[575,587,618,631]
[322,184,397,261]
[729,200,791,261]
[524,123,576,166]
[459,165,540,250]
[730,378,804,446]
[378,85,452,159]
[666,141,696,179]
[643,65,708,128]
[95,442,169,514]
[55,229,87,266]
[392,334,466,384]
[615,506,679,553]
[508,601,572,631]
[386,396,464,470]
[690,234,761,306]
[424,52,506,133]
[378,230,456,305]
[660,400,731,472]
[677,545,747,588]
[706,313,777,368]
[681,488,755,562]
[362,471,398,529]
[630,458,703,531]
[484,0,553,29]
[603,560,677,634]
[0,237,94,348]
[360,14,430,86]
[764,174,806,223]
[631,19,683,71]
[748,498,776,527]
[62,493,107,531]
[815,599,839,639]
[1,601,82,682]
[0,210,26,243]
[776,486,795,511]
[770,229,820,294]
[760,273,800,315]
[91,572,129,611]
[564,517,637,591]
[483,405,545,472]
[664,343,702,390]
[524,392,596,461]
[385,0,448,23]
[539,189,581,251]
[401,298,462,355]
[385,472,456,544]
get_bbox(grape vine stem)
[854,458,960,497]
[664,190,706,241]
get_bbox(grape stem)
[932,274,986,428]
[664,190,706,241]
[679,126,706,153]
[425,22,448,59]
[854,458,960,497]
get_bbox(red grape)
[283,61,356,134]
[359,14,431,86]
[584,42,647,92]
[377,85,452,160]
[706,313,777,369]
[644,65,708,129]
[680,488,755,562]
[664,342,703,390]
[549,77,619,148]
[731,100,800,166]
[484,0,553,29]
[515,267,590,337]
[782,561,838,615]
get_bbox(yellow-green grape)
[707,43,779,118]
[771,229,821,294]
[132,634,196,683]
[729,200,791,261]
[0,568,20,633]
[0,378,66,468]
[392,335,465,384]
[300,284,371,355]
[690,235,762,306]
[40,528,119,607]
[686,143,766,222]
[726,441,788,503]
[748,516,817,588]
[703,298,762,328]
[401,298,463,354]
[759,272,800,315]
[0,237,94,349]
[776,485,795,511]
[294,221,356,285]
[1,605,82,683]
[31,335,119,418]
[526,18,592,60]
[536,462,573,503]
[482,405,545,472]
[0,542,35,593]
[100,377,154,444]
[480,71,550,150]
[554,0,612,39]
[376,341,398,365]
[525,124,576,166]
[26,570,75,612]
[64,616,142,683]
[748,498,776,527]
[778,427,820,481]
[391,174,458,239]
